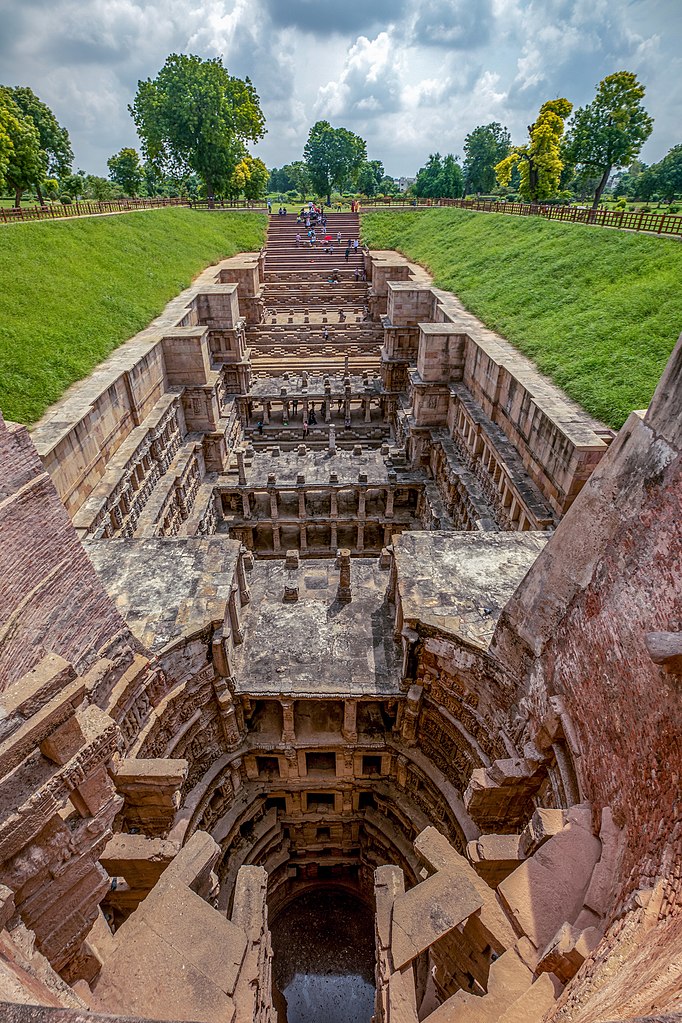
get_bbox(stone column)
[364,398,371,422]
[330,490,338,517]
[227,586,244,644]
[385,487,394,518]
[242,492,251,518]
[236,545,251,605]
[343,699,358,742]
[262,402,270,426]
[400,685,422,746]
[329,423,336,454]
[330,523,337,550]
[230,757,243,793]
[281,699,296,743]
[337,548,352,602]
[357,487,366,518]
[357,524,365,552]
[236,447,246,485]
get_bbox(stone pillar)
[401,684,422,745]
[236,545,251,605]
[337,548,352,602]
[357,487,366,518]
[329,423,336,454]
[298,489,306,518]
[227,586,244,644]
[330,523,337,550]
[385,487,394,518]
[262,402,270,425]
[281,699,296,743]
[214,678,244,749]
[330,491,338,517]
[357,524,365,552]
[343,699,358,742]
[230,757,243,793]
[364,398,371,423]
[242,492,251,518]
[300,523,308,552]
[236,447,246,485]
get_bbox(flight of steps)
[253,211,382,377]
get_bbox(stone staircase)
[253,212,382,377]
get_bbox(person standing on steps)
[302,419,309,439]
[345,245,350,262]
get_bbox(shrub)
[60,195,72,204]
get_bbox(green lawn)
[361,208,682,429]
[0,208,266,424]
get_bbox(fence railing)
[358,196,682,237]
[4,194,680,237]
[0,196,189,224]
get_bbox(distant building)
[397,176,415,193]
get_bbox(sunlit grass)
[361,208,682,428]
[0,208,267,425]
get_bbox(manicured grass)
[0,208,266,424]
[361,208,682,429]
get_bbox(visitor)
[337,231,342,244]
[267,200,272,213]
[302,419,308,439]
[295,233,301,247]
[257,419,263,435]
[353,238,359,254]
[323,326,329,341]
[344,246,350,262]
[292,398,299,414]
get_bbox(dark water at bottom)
[270,890,375,1023]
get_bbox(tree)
[565,71,653,208]
[303,120,366,204]
[130,53,265,200]
[6,86,72,204]
[495,99,572,202]
[654,145,682,201]
[269,161,310,198]
[413,153,464,198]
[227,154,268,201]
[356,159,384,197]
[463,122,511,194]
[107,147,143,196]
[0,88,45,206]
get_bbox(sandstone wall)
[0,415,139,691]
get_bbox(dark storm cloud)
[261,0,408,36]
[412,0,494,49]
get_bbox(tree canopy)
[303,120,366,204]
[107,147,143,197]
[495,98,573,202]
[0,86,72,204]
[130,53,266,198]
[413,153,464,199]
[227,154,269,201]
[565,71,653,208]
[463,123,511,194]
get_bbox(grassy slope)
[361,208,682,429]
[0,208,267,425]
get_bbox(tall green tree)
[0,88,45,206]
[107,147,143,196]
[463,122,511,194]
[6,86,72,204]
[496,99,573,202]
[356,159,384,197]
[565,71,653,208]
[130,53,265,199]
[303,120,366,204]
[413,153,463,198]
[657,145,682,201]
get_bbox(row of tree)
[2,59,680,210]
[413,72,666,209]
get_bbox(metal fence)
[359,197,682,237]
[0,196,188,224]
[3,194,680,237]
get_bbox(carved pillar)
[236,447,246,485]
[357,524,364,552]
[227,586,244,644]
[357,488,366,518]
[400,684,422,746]
[337,548,352,603]
[236,545,251,605]
[343,699,358,743]
[230,757,243,793]
[281,699,296,744]
[242,492,251,518]
[364,398,371,422]
[262,401,270,425]
[385,487,394,518]
[214,677,245,749]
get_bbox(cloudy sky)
[1,0,679,178]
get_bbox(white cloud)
[0,0,678,177]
